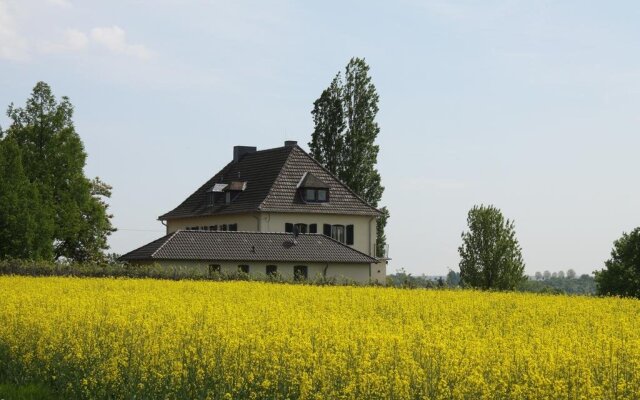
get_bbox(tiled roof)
[119,231,378,264]
[297,172,329,188]
[260,146,380,215]
[159,145,381,219]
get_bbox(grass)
[0,383,59,400]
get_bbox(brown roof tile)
[159,145,380,219]
[119,231,378,264]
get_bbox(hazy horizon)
[1,0,639,276]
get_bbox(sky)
[1,0,639,276]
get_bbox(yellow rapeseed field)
[1,276,639,399]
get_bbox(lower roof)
[119,231,378,264]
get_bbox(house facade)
[120,141,386,284]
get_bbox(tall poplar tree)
[309,74,345,177]
[2,82,115,262]
[309,58,388,257]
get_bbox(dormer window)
[207,181,247,206]
[207,183,228,206]
[317,189,327,202]
[304,188,328,203]
[297,172,329,203]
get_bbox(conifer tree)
[2,82,115,261]
[0,138,54,259]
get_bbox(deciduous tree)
[595,227,640,298]
[0,138,54,259]
[458,205,526,290]
[309,58,388,256]
[2,82,115,262]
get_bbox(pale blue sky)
[1,0,639,275]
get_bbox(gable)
[260,146,380,216]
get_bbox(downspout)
[252,212,271,232]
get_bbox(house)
[120,140,386,284]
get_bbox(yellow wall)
[154,260,385,285]
[166,212,377,256]
[166,214,259,234]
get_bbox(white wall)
[154,260,385,285]
[166,212,378,256]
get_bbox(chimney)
[284,140,297,147]
[233,146,257,163]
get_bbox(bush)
[0,259,377,286]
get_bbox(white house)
[120,141,386,284]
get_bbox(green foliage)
[376,206,390,257]
[446,269,461,286]
[309,58,388,256]
[1,82,114,262]
[458,205,526,290]
[386,268,449,289]
[0,383,60,400]
[519,274,596,295]
[0,259,373,286]
[310,74,345,176]
[595,227,640,298]
[0,139,53,259]
[341,58,383,206]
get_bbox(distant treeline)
[387,269,596,295]
[519,274,596,295]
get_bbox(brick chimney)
[233,146,257,163]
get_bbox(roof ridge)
[256,145,297,211]
[150,230,179,258]
[292,146,382,215]
[319,232,379,263]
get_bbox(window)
[238,265,250,274]
[229,224,238,232]
[266,265,277,276]
[346,225,354,245]
[208,264,221,276]
[210,225,218,231]
[305,189,316,201]
[201,226,209,231]
[323,224,332,236]
[287,223,315,234]
[332,225,345,243]
[321,224,353,244]
[221,224,228,231]
[303,188,329,203]
[294,265,308,281]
